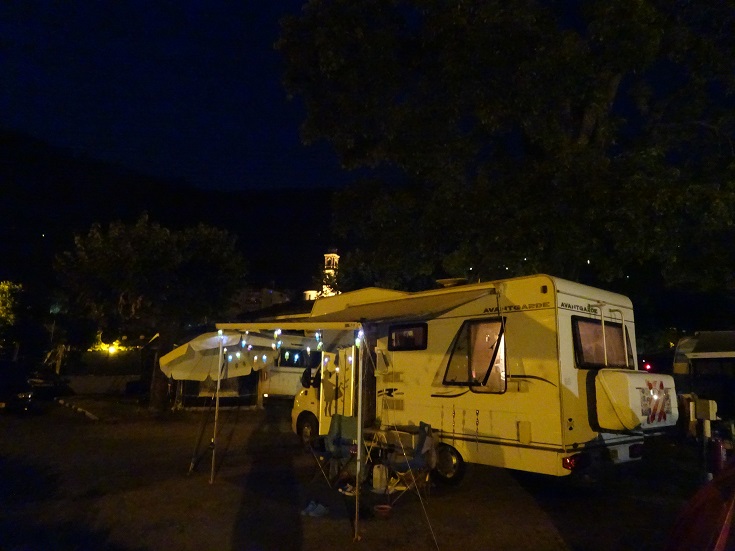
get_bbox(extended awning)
[684,331,735,359]
[307,285,496,323]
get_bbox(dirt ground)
[0,396,706,551]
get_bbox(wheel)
[297,412,319,450]
[434,443,466,485]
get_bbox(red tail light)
[562,452,591,471]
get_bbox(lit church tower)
[322,250,339,296]
[303,250,340,301]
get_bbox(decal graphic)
[639,380,670,423]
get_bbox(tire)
[296,413,319,450]
[434,443,466,485]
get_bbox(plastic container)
[372,464,388,492]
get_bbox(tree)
[55,214,247,408]
[0,281,22,330]
[0,281,23,359]
[278,0,735,292]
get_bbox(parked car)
[27,368,74,400]
[0,360,39,413]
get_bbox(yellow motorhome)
[219,274,678,479]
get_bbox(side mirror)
[299,367,311,389]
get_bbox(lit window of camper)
[444,320,506,393]
[388,323,428,351]
[572,316,634,369]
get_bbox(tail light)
[562,452,591,471]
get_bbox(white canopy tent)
[159,330,287,483]
[159,330,301,382]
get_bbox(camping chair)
[386,422,434,505]
[311,414,358,487]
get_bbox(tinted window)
[572,316,633,369]
[388,324,428,351]
[444,319,506,392]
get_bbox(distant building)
[234,287,291,315]
[303,250,340,301]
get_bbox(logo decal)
[639,380,670,424]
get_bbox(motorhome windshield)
[572,316,633,369]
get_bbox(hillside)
[0,129,335,291]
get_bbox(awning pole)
[354,329,364,541]
[210,331,224,484]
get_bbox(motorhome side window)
[388,323,428,351]
[444,320,506,393]
[572,316,634,369]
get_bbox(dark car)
[0,362,38,413]
[27,368,74,400]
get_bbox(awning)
[684,331,735,359]
[308,286,495,323]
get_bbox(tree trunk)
[148,332,174,412]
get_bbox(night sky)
[0,1,349,191]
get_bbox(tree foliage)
[55,214,247,339]
[0,281,22,331]
[278,0,735,291]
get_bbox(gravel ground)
[0,395,705,551]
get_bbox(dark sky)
[0,1,349,191]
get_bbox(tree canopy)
[55,214,247,340]
[0,281,22,331]
[278,0,735,292]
